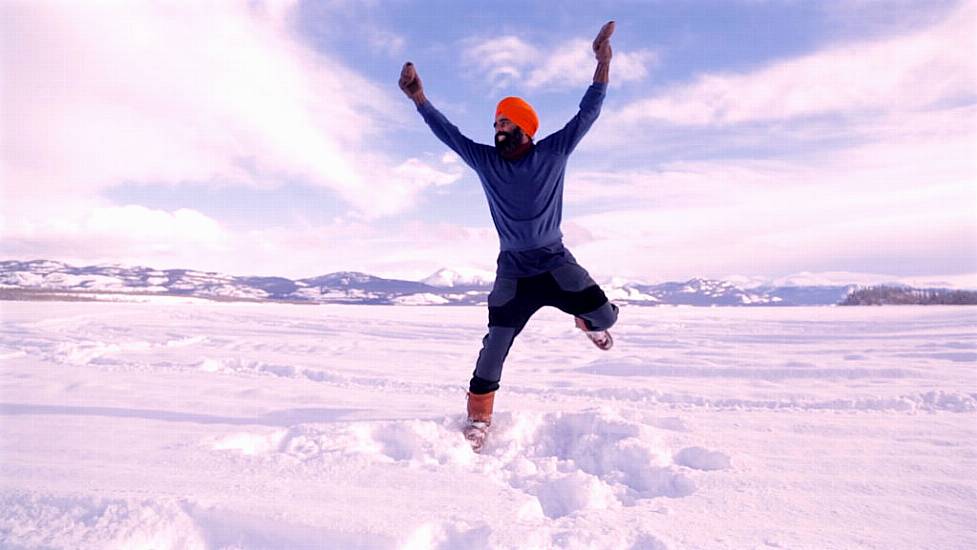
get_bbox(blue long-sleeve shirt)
[417,83,607,277]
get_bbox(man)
[399,21,620,451]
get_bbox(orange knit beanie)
[495,97,539,138]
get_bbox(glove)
[593,21,615,63]
[399,62,425,103]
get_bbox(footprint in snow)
[209,408,731,520]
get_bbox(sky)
[2,0,975,287]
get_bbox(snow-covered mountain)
[0,260,857,306]
[421,267,495,288]
[604,277,854,307]
[0,261,469,305]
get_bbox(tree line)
[841,285,977,305]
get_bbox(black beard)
[494,127,525,154]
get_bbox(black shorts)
[487,263,609,329]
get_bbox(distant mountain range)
[0,259,864,306]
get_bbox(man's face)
[494,117,524,154]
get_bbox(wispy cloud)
[461,36,539,91]
[0,187,498,279]
[569,0,975,283]
[2,1,972,284]
[563,129,976,281]
[1,1,446,220]
[0,0,475,277]
[461,35,657,92]
[526,39,658,90]
[365,26,407,57]
[0,198,232,267]
[607,2,974,127]
[233,219,499,280]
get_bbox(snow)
[0,272,46,288]
[44,293,216,305]
[394,293,451,305]
[0,302,975,549]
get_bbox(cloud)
[3,2,971,285]
[462,35,656,92]
[526,39,657,90]
[391,158,461,188]
[0,1,479,280]
[568,192,975,283]
[1,199,231,263]
[607,2,975,127]
[214,219,498,281]
[341,161,465,223]
[461,36,540,91]
[561,5,977,282]
[366,27,406,57]
[85,206,226,249]
[562,138,976,281]
[568,116,976,209]
[0,189,498,279]
[0,1,445,221]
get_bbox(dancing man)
[399,21,620,451]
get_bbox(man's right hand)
[399,62,426,105]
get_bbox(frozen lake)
[1,302,975,548]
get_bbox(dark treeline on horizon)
[841,285,977,306]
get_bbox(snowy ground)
[1,302,975,549]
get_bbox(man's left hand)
[593,21,615,63]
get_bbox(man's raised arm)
[399,62,488,170]
[543,21,615,155]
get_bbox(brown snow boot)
[467,391,495,425]
[464,391,495,452]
